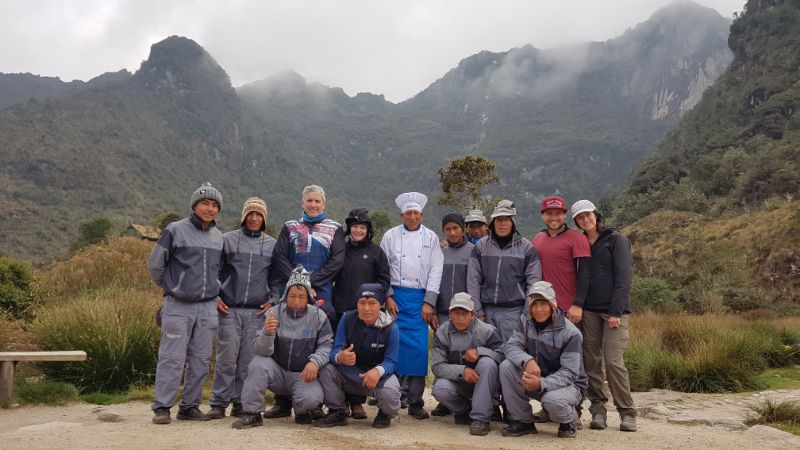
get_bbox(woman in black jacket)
[570,200,636,433]
[331,208,391,419]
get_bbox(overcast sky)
[0,0,745,102]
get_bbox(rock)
[638,404,672,419]
[17,422,82,432]
[711,419,747,430]
[97,411,123,423]
[90,406,104,414]
[667,414,713,427]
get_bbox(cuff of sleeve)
[519,355,533,369]
[423,290,438,306]
[386,287,394,297]
[375,365,386,377]
[538,378,549,393]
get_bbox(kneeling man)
[431,292,504,436]
[313,283,401,429]
[500,281,587,439]
[232,266,333,429]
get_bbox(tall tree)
[437,155,500,212]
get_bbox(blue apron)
[393,286,428,376]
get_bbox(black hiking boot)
[263,403,292,419]
[231,402,244,417]
[232,412,263,429]
[312,409,348,428]
[558,421,577,438]
[532,409,550,423]
[408,404,429,420]
[454,413,471,425]
[372,410,392,428]
[207,405,226,419]
[470,419,490,436]
[501,420,536,437]
[431,403,451,416]
[176,406,210,421]
[590,412,607,430]
[152,407,171,425]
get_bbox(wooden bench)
[0,351,87,406]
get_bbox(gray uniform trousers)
[152,296,218,411]
[582,311,636,417]
[319,364,401,416]
[499,359,582,424]
[240,356,324,415]
[209,307,263,407]
[483,305,523,342]
[431,356,499,422]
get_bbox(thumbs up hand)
[337,343,356,366]
[265,311,279,335]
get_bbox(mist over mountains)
[0,1,733,260]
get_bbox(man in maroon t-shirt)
[531,196,591,324]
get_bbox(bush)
[35,236,158,303]
[745,397,800,428]
[31,287,161,392]
[630,276,682,313]
[70,216,116,253]
[0,256,36,320]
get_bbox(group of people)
[146,181,637,439]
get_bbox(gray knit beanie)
[279,266,316,304]
[190,182,223,212]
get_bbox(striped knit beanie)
[241,197,268,230]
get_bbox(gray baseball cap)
[490,199,517,219]
[448,292,475,312]
[464,209,488,224]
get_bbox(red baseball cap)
[540,196,567,213]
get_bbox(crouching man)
[431,293,504,436]
[313,283,401,429]
[500,281,587,439]
[232,266,333,429]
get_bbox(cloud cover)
[0,0,745,102]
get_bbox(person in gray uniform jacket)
[431,293,504,436]
[499,281,588,439]
[207,197,277,419]
[312,283,401,429]
[467,199,541,342]
[232,266,333,429]
[148,182,225,425]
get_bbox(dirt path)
[2,389,799,449]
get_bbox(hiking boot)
[620,415,637,432]
[408,405,429,420]
[574,417,584,430]
[400,398,409,409]
[152,407,171,425]
[207,405,226,420]
[294,407,323,424]
[176,406,210,421]
[231,402,244,417]
[454,413,471,425]
[263,403,292,419]
[501,420,536,437]
[368,397,379,406]
[232,412,263,429]
[431,403,451,417]
[470,419,490,436]
[350,403,367,420]
[372,410,392,428]
[313,409,348,428]
[590,412,607,430]
[532,408,550,423]
[558,421,577,438]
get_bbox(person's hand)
[422,303,439,328]
[311,287,317,298]
[524,359,541,376]
[521,371,541,391]
[385,296,398,319]
[567,304,583,324]
[608,316,621,329]
[257,301,273,316]
[359,368,381,390]
[440,240,447,249]
[300,361,319,383]
[337,344,357,366]
[463,347,479,364]
[478,314,486,323]
[216,299,229,315]
[265,311,279,335]
[464,367,480,384]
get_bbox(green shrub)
[70,216,116,253]
[745,397,800,428]
[31,287,160,392]
[15,379,80,405]
[0,256,36,320]
[630,276,681,313]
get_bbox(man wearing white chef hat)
[379,192,444,420]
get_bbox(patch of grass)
[756,367,800,390]
[745,397,800,436]
[127,384,155,402]
[14,379,79,405]
[80,391,130,405]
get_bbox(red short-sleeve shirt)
[531,228,591,311]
